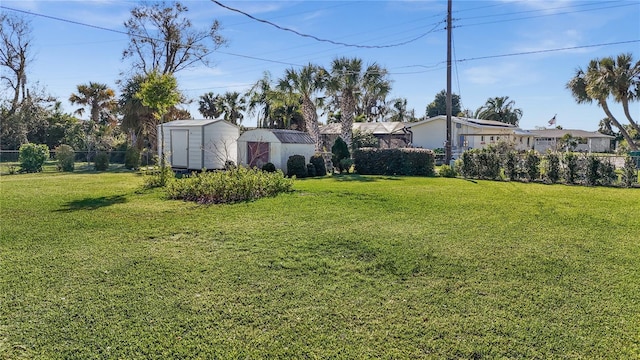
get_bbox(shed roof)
[161,119,234,127]
[529,129,614,139]
[269,129,315,144]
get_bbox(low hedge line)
[165,166,294,204]
[353,148,436,176]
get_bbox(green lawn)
[1,170,639,359]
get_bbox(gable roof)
[406,115,516,129]
[529,129,614,139]
[269,129,315,144]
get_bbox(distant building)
[529,129,615,153]
[319,122,411,150]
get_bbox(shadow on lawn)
[56,194,127,212]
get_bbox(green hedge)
[353,148,435,176]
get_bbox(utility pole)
[445,0,453,164]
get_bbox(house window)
[497,136,500,141]
[481,136,485,142]
[520,137,523,143]
[490,136,494,141]
[527,138,530,146]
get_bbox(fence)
[0,150,157,166]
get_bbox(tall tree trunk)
[340,93,355,149]
[621,96,640,134]
[301,98,321,152]
[601,100,638,150]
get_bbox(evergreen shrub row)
[353,148,436,176]
[458,147,637,187]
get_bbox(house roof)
[319,121,407,135]
[406,115,517,129]
[528,129,614,139]
[269,129,315,144]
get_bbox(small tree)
[545,152,561,183]
[135,70,181,186]
[19,143,49,173]
[525,150,540,181]
[621,155,638,187]
[331,137,350,173]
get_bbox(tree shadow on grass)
[331,174,377,182]
[56,194,127,212]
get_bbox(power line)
[211,0,445,49]
[457,3,637,28]
[456,40,640,62]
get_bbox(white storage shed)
[157,119,239,170]
[237,129,316,171]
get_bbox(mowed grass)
[1,170,639,359]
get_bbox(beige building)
[529,129,615,153]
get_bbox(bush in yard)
[19,143,49,173]
[55,144,75,172]
[306,163,317,177]
[584,155,601,186]
[287,155,307,178]
[261,162,276,173]
[459,150,477,178]
[310,153,327,176]
[563,152,579,184]
[438,164,457,178]
[545,152,561,184]
[124,146,141,169]
[621,156,638,188]
[504,151,519,181]
[525,150,540,181]
[166,166,293,204]
[598,160,617,186]
[339,158,354,174]
[331,137,350,173]
[143,165,175,188]
[353,148,435,176]
[94,152,110,171]
[477,150,501,180]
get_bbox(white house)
[406,115,535,156]
[237,129,316,171]
[529,129,615,153]
[319,122,411,149]
[157,119,239,170]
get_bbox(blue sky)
[2,0,639,131]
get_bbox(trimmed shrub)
[621,156,638,188]
[545,152,561,184]
[353,148,435,176]
[94,152,110,171]
[306,163,317,177]
[504,151,519,181]
[563,152,579,184]
[525,150,540,181]
[261,162,276,173]
[310,153,327,176]
[287,155,307,178]
[331,137,350,173]
[55,144,75,172]
[477,150,501,180]
[598,160,617,186]
[124,146,141,169]
[438,164,457,178]
[165,166,293,204]
[584,155,600,186]
[339,158,354,174]
[19,143,49,173]
[459,150,477,178]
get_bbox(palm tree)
[474,96,523,126]
[69,82,117,126]
[602,53,640,134]
[566,59,638,150]
[220,91,246,125]
[358,63,391,122]
[278,64,326,151]
[327,57,391,148]
[246,71,275,128]
[198,92,224,119]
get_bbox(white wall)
[280,143,316,171]
[237,129,279,168]
[410,120,446,150]
[202,122,239,169]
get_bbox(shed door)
[247,142,269,168]
[171,130,189,168]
